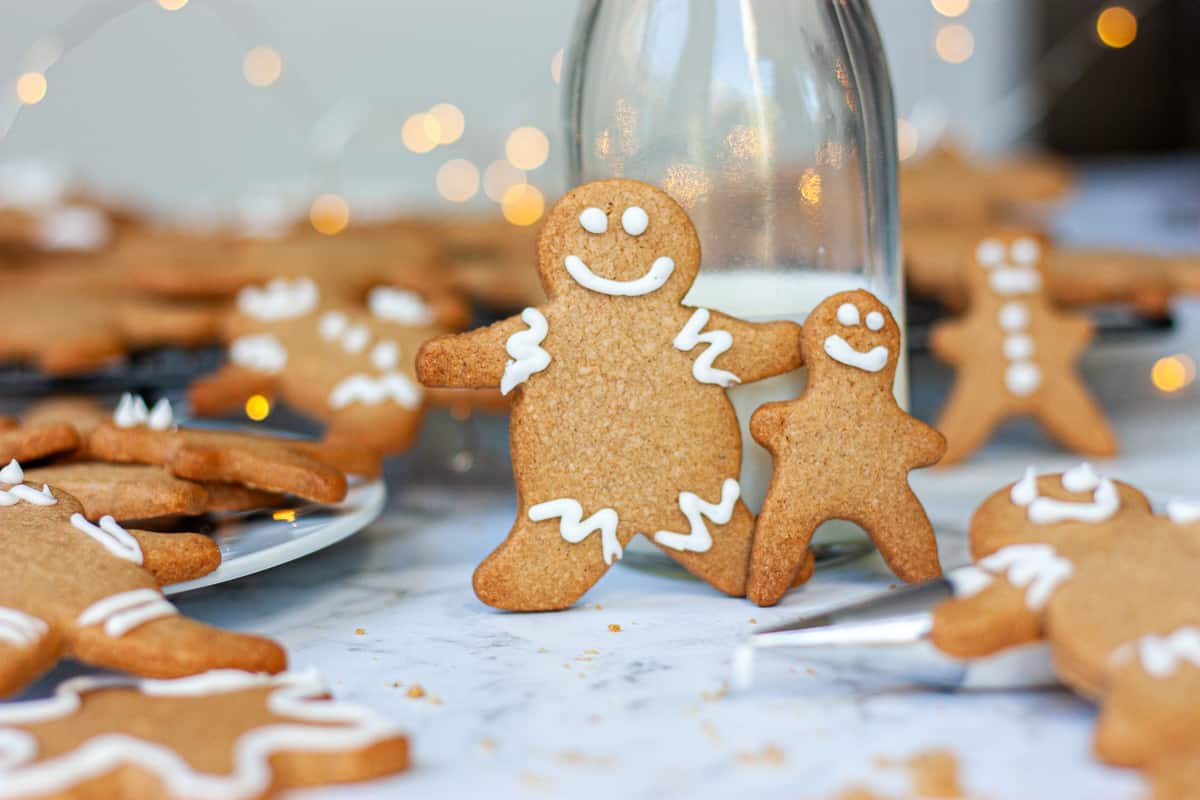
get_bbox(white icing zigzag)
[976,544,1073,610]
[328,373,422,410]
[529,498,622,565]
[1134,628,1200,678]
[75,589,178,638]
[0,461,56,507]
[674,309,740,387]
[70,513,142,564]
[237,277,319,321]
[653,479,740,553]
[500,307,551,396]
[0,669,402,800]
[0,607,48,648]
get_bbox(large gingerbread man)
[930,230,1118,464]
[746,290,946,606]
[417,179,803,611]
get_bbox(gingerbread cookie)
[0,422,79,464]
[0,669,409,799]
[0,461,284,697]
[87,396,347,503]
[931,466,1200,779]
[190,279,470,456]
[422,214,545,309]
[418,178,803,610]
[21,462,209,521]
[746,291,945,605]
[930,231,1118,464]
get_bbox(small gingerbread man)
[746,290,946,606]
[417,179,803,611]
[930,230,1118,464]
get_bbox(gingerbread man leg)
[747,491,830,607]
[0,620,61,697]
[652,496,755,597]
[1035,377,1119,457]
[936,381,1006,465]
[858,486,942,583]
[473,502,622,611]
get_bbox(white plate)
[163,478,386,595]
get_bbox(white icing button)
[371,340,399,371]
[341,325,370,354]
[1010,466,1038,506]
[865,311,885,331]
[621,206,649,236]
[0,459,23,484]
[319,311,348,341]
[1005,361,1042,396]
[1011,237,1041,264]
[836,303,860,327]
[975,239,1005,267]
[1003,334,1034,361]
[998,302,1029,332]
[579,207,608,234]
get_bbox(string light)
[505,126,550,171]
[243,46,282,88]
[436,159,479,203]
[309,193,349,235]
[935,24,974,64]
[15,72,47,105]
[272,508,296,523]
[930,0,970,18]
[401,113,437,153]
[501,184,544,226]
[157,0,188,10]
[1151,355,1196,393]
[483,160,525,202]
[897,118,919,160]
[798,169,823,206]
[1096,6,1137,49]
[428,103,464,145]
[244,394,271,421]
[550,48,564,84]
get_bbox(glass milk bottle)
[565,0,905,512]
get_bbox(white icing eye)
[836,303,860,327]
[579,207,607,234]
[866,311,885,331]
[975,239,1004,267]
[621,206,649,236]
[1011,237,1041,264]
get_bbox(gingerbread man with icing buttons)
[417,178,804,611]
[930,230,1118,464]
[746,290,946,606]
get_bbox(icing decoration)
[529,499,622,565]
[1011,237,1040,264]
[997,302,1029,331]
[0,159,66,209]
[0,477,57,507]
[653,479,740,553]
[0,459,22,484]
[949,565,995,598]
[339,324,370,354]
[75,589,178,638]
[579,207,607,234]
[237,278,318,321]
[1134,628,1200,678]
[989,267,1042,295]
[563,254,675,297]
[319,311,347,341]
[996,287,1039,395]
[0,669,402,800]
[1009,464,1120,523]
[70,513,142,564]
[866,311,885,331]
[823,335,888,373]
[836,303,860,326]
[1165,500,1200,524]
[620,206,649,236]
[147,398,174,431]
[76,589,178,638]
[36,206,111,252]
[0,607,47,648]
[329,373,421,410]
[673,308,740,387]
[1002,334,1034,361]
[367,287,434,326]
[500,307,551,395]
[1005,362,1042,396]
[371,340,399,371]
[977,544,1073,610]
[1010,466,1038,506]
[1061,462,1101,492]
[975,239,1004,266]
[230,334,288,374]
[114,393,150,428]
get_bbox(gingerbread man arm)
[188,366,280,417]
[900,414,948,468]
[928,318,967,365]
[930,579,1042,658]
[692,310,803,384]
[416,310,542,389]
[129,529,222,586]
[1057,309,1095,356]
[749,400,791,450]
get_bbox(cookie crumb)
[736,743,786,767]
[406,683,426,699]
[391,681,403,688]
[806,667,817,676]
[429,695,442,706]
[520,772,556,790]
[700,682,728,702]
[537,647,549,653]
[480,737,497,754]
[608,623,621,632]
[749,617,757,624]
[593,604,604,610]
[906,750,963,798]
[584,648,599,655]
[354,628,365,635]
[700,719,720,742]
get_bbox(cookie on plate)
[0,422,79,464]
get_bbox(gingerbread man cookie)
[930,231,1118,464]
[417,179,803,610]
[746,291,946,606]
[0,461,284,697]
[0,422,79,465]
[0,669,409,799]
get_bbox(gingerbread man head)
[966,230,1051,303]
[535,179,701,303]
[801,289,901,391]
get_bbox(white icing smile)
[823,335,888,372]
[564,254,675,297]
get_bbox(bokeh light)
[483,160,525,202]
[401,113,438,153]
[272,508,296,523]
[897,118,919,160]
[931,0,970,18]
[798,169,823,206]
[244,394,271,421]
[436,159,479,203]
[309,194,349,235]
[1096,6,1137,49]
[506,126,550,171]
[428,103,464,145]
[16,72,47,105]
[1151,355,1196,393]
[501,184,544,226]
[935,24,974,64]
[157,0,188,9]
[551,48,564,84]
[661,162,712,209]
[243,46,282,87]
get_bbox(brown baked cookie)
[87,396,347,503]
[19,396,112,434]
[22,462,209,521]
[190,279,471,458]
[0,669,409,798]
[198,482,285,513]
[417,178,803,610]
[0,461,284,697]
[746,291,945,606]
[0,422,80,464]
[930,231,1118,464]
